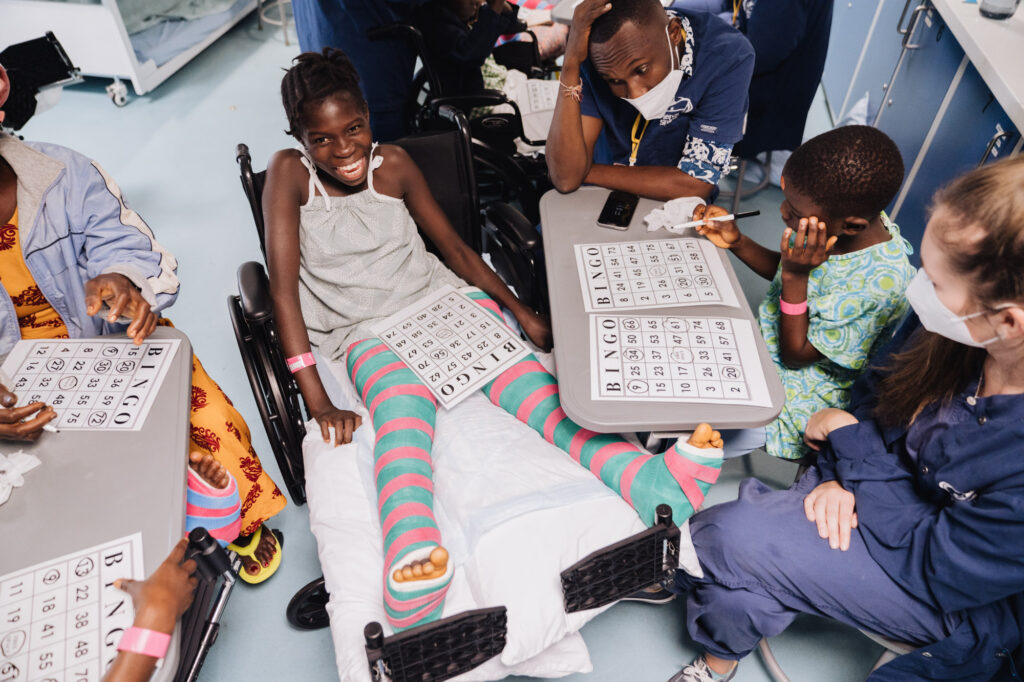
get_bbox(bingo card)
[574,237,739,312]
[370,286,530,409]
[591,315,771,406]
[0,338,181,431]
[0,534,144,682]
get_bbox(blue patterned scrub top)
[580,11,754,185]
[759,216,916,460]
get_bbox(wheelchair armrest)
[237,261,274,323]
[429,90,510,111]
[432,92,546,147]
[482,202,539,253]
[448,93,545,148]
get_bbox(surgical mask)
[622,24,682,121]
[905,269,1011,347]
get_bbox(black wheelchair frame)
[367,23,554,226]
[229,125,679,682]
[170,528,242,682]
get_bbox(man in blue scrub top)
[547,0,754,201]
[291,0,427,141]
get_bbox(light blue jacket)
[0,134,179,354]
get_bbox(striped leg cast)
[347,339,453,632]
[185,468,241,547]
[464,290,724,526]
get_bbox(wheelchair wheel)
[287,576,330,630]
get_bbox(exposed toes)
[254,531,277,565]
[687,423,718,448]
[241,556,260,575]
[429,546,448,568]
[190,453,231,489]
[684,424,724,449]
[392,547,449,583]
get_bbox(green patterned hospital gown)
[758,216,916,460]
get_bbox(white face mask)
[905,269,1011,347]
[622,24,682,121]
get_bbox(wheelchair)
[235,104,545,315]
[229,113,680,681]
[367,22,554,225]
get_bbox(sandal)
[185,467,241,547]
[228,524,284,585]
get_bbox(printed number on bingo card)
[370,286,530,409]
[0,534,144,682]
[574,238,740,312]
[0,339,181,431]
[591,315,771,406]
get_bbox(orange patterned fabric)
[1,238,287,535]
[0,209,70,339]
[171,323,287,535]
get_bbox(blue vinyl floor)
[20,13,884,681]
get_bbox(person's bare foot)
[232,525,280,575]
[687,423,724,449]
[188,451,231,489]
[252,528,278,567]
[392,547,449,584]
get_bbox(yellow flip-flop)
[228,525,283,585]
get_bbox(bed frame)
[0,0,257,105]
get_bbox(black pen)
[672,209,761,230]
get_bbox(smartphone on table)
[596,191,639,231]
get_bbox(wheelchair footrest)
[561,504,681,613]
[364,606,507,682]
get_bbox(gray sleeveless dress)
[297,145,465,361]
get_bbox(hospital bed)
[0,0,257,105]
[228,122,688,681]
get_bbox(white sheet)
[303,351,679,681]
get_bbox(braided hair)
[281,48,366,140]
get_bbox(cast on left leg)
[465,290,724,527]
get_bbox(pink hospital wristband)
[287,352,316,374]
[117,627,171,659]
[779,298,808,316]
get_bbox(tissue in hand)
[643,196,707,234]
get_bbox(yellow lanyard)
[629,113,651,167]
[732,0,740,26]
[627,23,687,166]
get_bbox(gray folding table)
[0,326,192,682]
[541,187,784,433]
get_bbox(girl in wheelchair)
[264,48,724,632]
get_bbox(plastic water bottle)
[979,0,1019,20]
